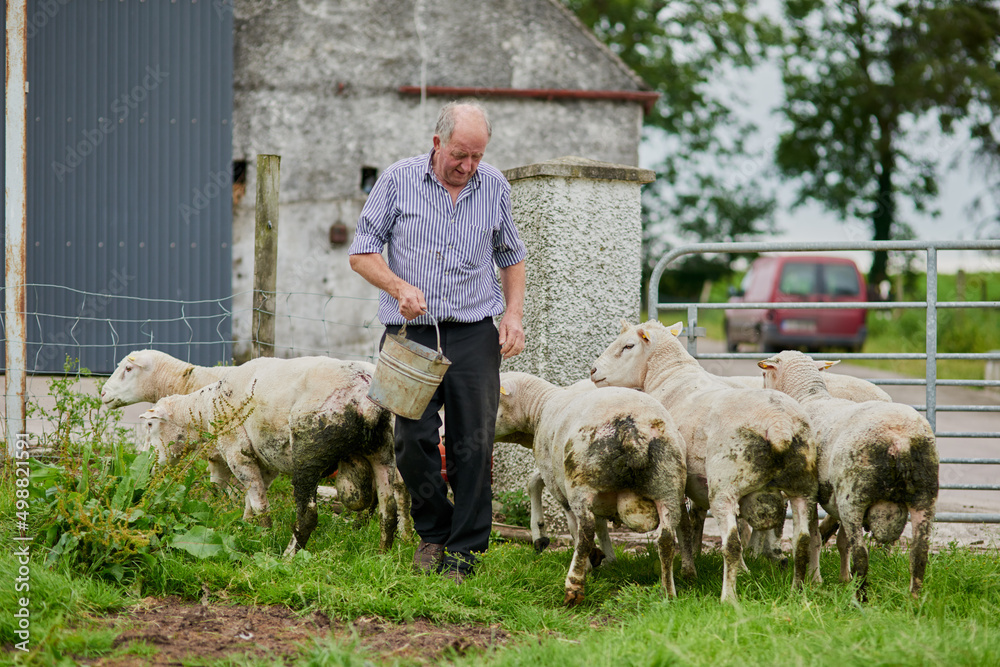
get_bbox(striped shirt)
[349,151,527,326]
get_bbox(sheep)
[138,356,403,555]
[591,320,820,603]
[723,373,892,403]
[494,371,687,606]
[758,350,939,599]
[102,350,411,534]
[725,372,891,561]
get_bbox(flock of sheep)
[99,318,938,606]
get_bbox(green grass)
[650,271,1000,381]
[3,465,999,666]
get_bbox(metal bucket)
[368,316,451,419]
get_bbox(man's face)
[432,115,489,190]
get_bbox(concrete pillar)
[492,156,655,524]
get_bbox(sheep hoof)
[589,548,606,569]
[564,589,585,607]
[533,537,550,553]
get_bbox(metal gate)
[648,240,1000,524]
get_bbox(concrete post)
[493,156,655,523]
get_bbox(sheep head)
[494,372,536,448]
[101,350,154,407]
[758,350,838,398]
[591,320,682,390]
[138,399,195,466]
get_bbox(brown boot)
[413,540,445,574]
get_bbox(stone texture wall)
[230,0,649,361]
[493,157,654,530]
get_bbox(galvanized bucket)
[368,316,451,419]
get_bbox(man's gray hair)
[435,99,493,144]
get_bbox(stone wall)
[230,0,649,361]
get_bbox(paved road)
[692,338,1000,546]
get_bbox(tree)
[564,1,782,297]
[776,0,1000,288]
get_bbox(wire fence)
[0,284,384,375]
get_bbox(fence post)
[252,155,281,359]
[5,0,28,456]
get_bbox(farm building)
[1,0,654,373]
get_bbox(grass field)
[2,467,999,666]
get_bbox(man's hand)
[498,312,525,359]
[397,283,427,321]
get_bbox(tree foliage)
[776,0,1000,286]
[564,1,783,295]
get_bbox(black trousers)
[382,318,500,573]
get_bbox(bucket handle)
[398,313,445,359]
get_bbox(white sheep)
[758,350,939,599]
[102,350,411,533]
[591,320,820,603]
[725,371,890,561]
[138,356,403,555]
[494,372,687,606]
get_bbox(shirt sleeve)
[492,184,527,268]
[348,172,397,255]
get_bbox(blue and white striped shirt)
[349,151,527,326]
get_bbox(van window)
[823,264,861,296]
[778,263,818,296]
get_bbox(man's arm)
[497,260,525,359]
[349,253,427,321]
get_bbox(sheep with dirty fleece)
[494,372,687,606]
[758,350,939,599]
[139,356,401,555]
[102,350,411,533]
[591,320,820,603]
[724,371,891,561]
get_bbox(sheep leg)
[690,505,707,557]
[593,516,615,567]
[564,506,596,607]
[836,522,851,582]
[787,495,817,588]
[225,450,271,527]
[711,494,742,604]
[392,465,413,540]
[908,505,935,598]
[285,475,319,557]
[676,503,698,580]
[207,449,235,490]
[819,514,841,545]
[840,514,869,601]
[370,460,400,552]
[654,499,677,599]
[527,471,550,552]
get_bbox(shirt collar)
[425,150,481,192]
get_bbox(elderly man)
[349,100,526,582]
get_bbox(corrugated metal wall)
[2,0,233,374]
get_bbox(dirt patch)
[91,596,509,666]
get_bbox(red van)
[724,255,868,353]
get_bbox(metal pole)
[925,247,938,432]
[5,0,28,457]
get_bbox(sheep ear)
[126,353,146,368]
[816,360,839,371]
[499,385,509,396]
[758,359,777,370]
[666,322,683,337]
[619,318,632,333]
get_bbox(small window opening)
[233,159,248,207]
[361,166,378,194]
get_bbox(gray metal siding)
[3,0,233,374]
